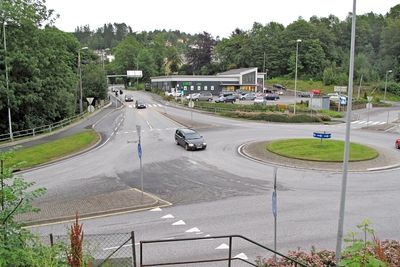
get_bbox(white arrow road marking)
[172,220,186,226]
[234,253,248,260]
[195,232,204,235]
[204,234,211,237]
[161,214,174,219]
[150,207,162,211]
[215,243,229,250]
[185,227,200,233]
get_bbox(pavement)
[16,101,400,226]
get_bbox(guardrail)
[0,101,110,143]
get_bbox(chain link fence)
[40,232,135,267]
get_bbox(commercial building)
[150,68,265,95]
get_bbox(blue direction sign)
[137,143,142,159]
[272,191,277,218]
[313,132,331,139]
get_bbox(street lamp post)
[78,47,88,114]
[3,21,13,141]
[294,39,301,115]
[383,69,392,102]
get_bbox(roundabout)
[240,140,400,172]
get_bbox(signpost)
[272,167,277,262]
[367,96,373,127]
[87,97,95,113]
[136,125,144,200]
[313,131,331,144]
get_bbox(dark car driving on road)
[135,100,146,109]
[125,94,134,102]
[175,128,207,151]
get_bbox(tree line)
[1,1,400,134]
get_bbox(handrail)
[0,101,110,143]
[140,234,308,267]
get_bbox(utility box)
[309,96,330,110]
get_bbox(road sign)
[86,97,94,105]
[188,100,194,108]
[313,132,331,139]
[367,96,373,102]
[334,86,347,93]
[272,191,277,217]
[137,143,142,159]
[87,105,95,113]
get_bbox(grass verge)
[266,138,378,162]
[5,130,99,170]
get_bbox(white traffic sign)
[367,96,373,102]
[87,105,95,113]
[86,97,94,105]
[188,100,194,108]
[334,86,347,93]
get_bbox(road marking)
[188,159,198,165]
[150,207,162,211]
[185,227,200,233]
[146,120,153,130]
[234,253,248,260]
[215,243,229,250]
[172,220,186,226]
[161,214,174,219]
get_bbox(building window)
[197,86,201,90]
[204,86,208,90]
[190,86,194,90]
[211,86,214,91]
[184,86,187,90]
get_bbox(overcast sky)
[45,0,399,38]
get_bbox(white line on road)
[146,120,153,130]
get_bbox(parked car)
[298,91,310,98]
[135,100,146,109]
[273,84,286,90]
[215,94,236,103]
[327,92,340,101]
[311,89,321,95]
[193,92,213,101]
[125,94,134,102]
[395,138,400,149]
[254,96,267,105]
[175,128,207,151]
[240,93,256,100]
[186,93,200,100]
[265,93,279,100]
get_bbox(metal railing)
[140,234,309,267]
[0,101,109,143]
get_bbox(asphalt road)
[24,91,400,264]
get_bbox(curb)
[24,199,161,227]
[238,141,400,173]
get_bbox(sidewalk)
[20,188,170,226]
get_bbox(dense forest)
[1,0,400,134]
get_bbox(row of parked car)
[183,91,280,104]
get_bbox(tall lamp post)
[78,47,88,114]
[3,21,13,141]
[294,39,301,115]
[383,69,392,102]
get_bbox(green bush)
[289,114,321,123]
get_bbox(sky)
[45,0,399,38]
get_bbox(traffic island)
[240,140,400,172]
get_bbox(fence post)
[49,233,54,246]
[140,241,143,267]
[131,231,136,267]
[228,236,232,267]
[32,128,35,136]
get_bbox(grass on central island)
[4,130,99,170]
[266,138,378,162]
